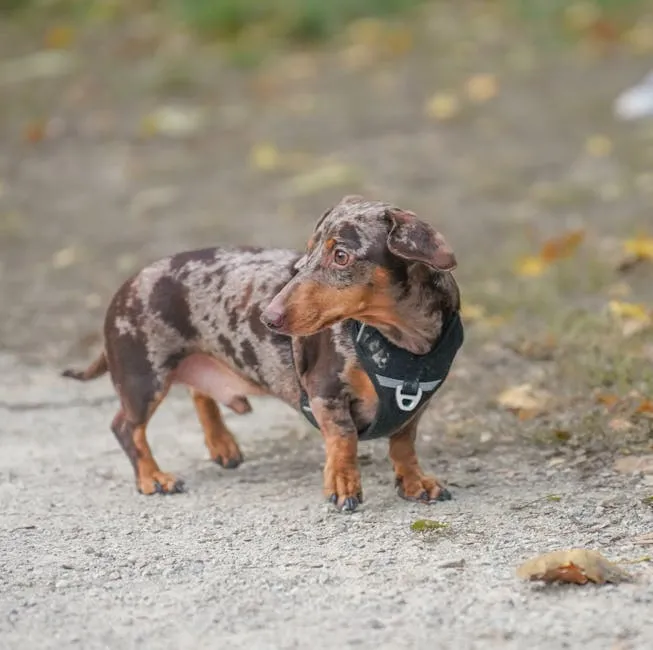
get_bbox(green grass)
[4,0,651,47]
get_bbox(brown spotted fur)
[63,195,460,511]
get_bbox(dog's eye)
[333,248,350,267]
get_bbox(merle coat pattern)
[63,195,461,512]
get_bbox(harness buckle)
[395,380,423,412]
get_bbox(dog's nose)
[261,305,286,330]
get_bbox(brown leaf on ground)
[496,383,553,419]
[514,229,584,277]
[540,229,585,262]
[23,121,47,143]
[516,549,632,585]
[635,399,653,415]
[614,455,653,475]
[596,392,620,409]
[44,25,75,50]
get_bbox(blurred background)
[1,0,652,452]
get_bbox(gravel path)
[1,351,652,650]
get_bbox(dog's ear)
[386,209,457,271]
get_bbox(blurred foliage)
[2,0,651,47]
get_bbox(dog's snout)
[261,303,286,331]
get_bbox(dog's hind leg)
[191,390,244,469]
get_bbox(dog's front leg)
[310,398,362,512]
[389,418,452,504]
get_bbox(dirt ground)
[1,4,653,649]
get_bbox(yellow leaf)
[623,235,653,261]
[464,73,498,103]
[625,22,653,55]
[140,106,205,139]
[585,134,612,157]
[44,25,75,50]
[425,93,460,121]
[460,303,486,321]
[287,163,362,197]
[52,246,79,269]
[250,143,281,171]
[383,25,414,57]
[346,18,386,47]
[514,256,547,277]
[608,301,650,322]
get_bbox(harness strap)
[298,312,464,440]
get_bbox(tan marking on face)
[281,281,370,335]
[325,238,336,251]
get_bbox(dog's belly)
[171,353,267,411]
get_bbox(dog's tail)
[62,352,108,382]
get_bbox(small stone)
[438,559,466,569]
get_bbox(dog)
[63,195,463,512]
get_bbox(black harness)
[298,312,464,441]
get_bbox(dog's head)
[261,195,456,336]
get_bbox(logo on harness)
[376,376,443,412]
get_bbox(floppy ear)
[386,209,457,271]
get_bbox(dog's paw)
[328,491,364,512]
[395,473,451,504]
[212,451,244,469]
[208,438,244,469]
[324,465,363,512]
[138,471,185,495]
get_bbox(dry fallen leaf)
[250,143,281,171]
[140,106,205,139]
[516,549,632,585]
[623,235,653,261]
[614,455,653,475]
[52,246,80,269]
[23,120,47,143]
[609,417,635,433]
[596,392,621,409]
[44,25,75,50]
[464,73,498,104]
[514,230,584,277]
[425,93,460,121]
[540,229,585,262]
[514,256,547,277]
[636,399,653,415]
[286,162,362,197]
[460,303,486,322]
[496,383,553,419]
[585,134,613,157]
[608,300,652,336]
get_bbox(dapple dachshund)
[63,195,463,512]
